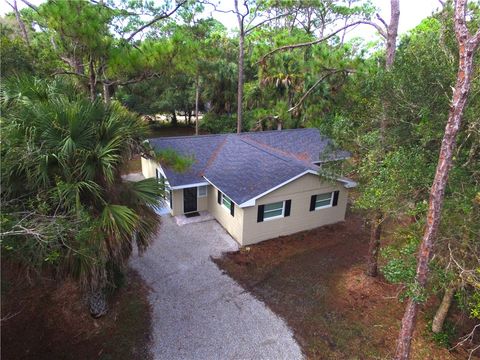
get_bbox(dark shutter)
[332,191,340,206]
[284,200,291,217]
[230,202,235,217]
[217,190,221,204]
[309,195,316,211]
[257,205,265,222]
[169,190,172,209]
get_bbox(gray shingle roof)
[148,128,350,205]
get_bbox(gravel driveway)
[130,216,303,360]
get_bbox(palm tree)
[1,77,163,316]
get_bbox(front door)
[183,187,197,213]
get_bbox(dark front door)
[183,187,197,213]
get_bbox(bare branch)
[362,20,387,39]
[288,69,352,113]
[19,0,38,12]
[126,1,187,42]
[201,1,236,15]
[259,20,368,63]
[471,28,480,49]
[245,12,292,35]
[376,13,388,30]
[7,0,30,46]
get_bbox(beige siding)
[141,157,158,178]
[197,186,210,211]
[170,189,183,216]
[170,185,211,216]
[241,173,348,245]
[208,187,244,244]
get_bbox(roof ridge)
[149,128,317,141]
[239,128,314,135]
[148,133,228,141]
[237,136,303,166]
[200,136,229,176]
[240,135,315,169]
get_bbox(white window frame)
[221,193,232,212]
[263,201,285,221]
[314,192,334,210]
[197,185,208,198]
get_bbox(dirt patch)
[214,214,469,359]
[1,267,152,360]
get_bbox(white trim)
[202,176,241,206]
[221,193,232,212]
[170,181,209,190]
[197,185,208,198]
[263,200,285,221]
[204,171,355,208]
[337,177,358,188]
[314,192,334,210]
[238,170,317,207]
[156,165,167,179]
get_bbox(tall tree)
[365,0,400,277]
[394,1,480,358]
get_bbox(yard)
[214,212,469,360]
[1,268,152,360]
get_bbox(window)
[222,193,232,210]
[309,191,339,212]
[315,192,333,209]
[257,200,291,222]
[218,191,234,217]
[197,185,207,198]
[263,201,284,220]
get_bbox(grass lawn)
[1,268,152,360]
[214,212,469,360]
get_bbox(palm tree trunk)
[88,289,108,318]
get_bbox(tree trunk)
[385,0,400,70]
[171,111,177,126]
[366,213,383,277]
[103,82,111,104]
[394,2,480,358]
[380,0,400,144]
[195,75,200,135]
[89,57,96,102]
[234,0,245,134]
[11,0,30,47]
[432,282,457,333]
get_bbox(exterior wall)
[208,187,244,244]
[169,186,210,216]
[141,157,157,178]
[170,189,183,216]
[241,173,348,245]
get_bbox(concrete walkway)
[130,216,303,360]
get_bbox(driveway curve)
[130,216,303,360]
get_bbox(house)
[141,128,356,246]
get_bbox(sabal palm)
[1,77,162,304]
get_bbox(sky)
[2,0,443,40]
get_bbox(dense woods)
[1,0,479,358]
